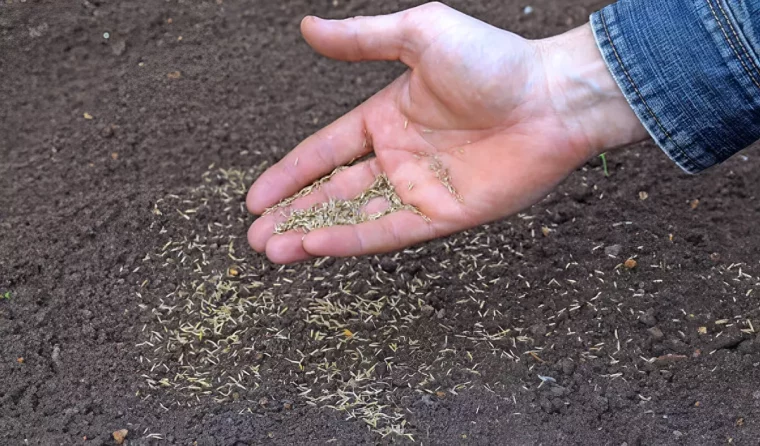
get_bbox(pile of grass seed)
[266,166,424,235]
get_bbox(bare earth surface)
[2,1,760,445]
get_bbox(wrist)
[536,23,648,157]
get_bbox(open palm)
[247,3,635,263]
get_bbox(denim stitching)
[716,0,760,80]
[706,0,760,91]
[599,12,696,168]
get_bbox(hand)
[247,2,647,264]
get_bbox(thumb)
[300,12,419,65]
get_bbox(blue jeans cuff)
[590,0,760,174]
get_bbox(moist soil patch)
[2,1,760,445]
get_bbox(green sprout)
[599,153,609,177]
[1,291,10,300]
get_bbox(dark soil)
[2,0,760,445]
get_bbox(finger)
[305,0,455,67]
[302,211,435,258]
[301,14,412,64]
[246,105,372,215]
[265,232,313,265]
[248,159,381,253]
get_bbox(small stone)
[379,258,397,273]
[523,5,534,14]
[673,430,683,438]
[541,226,551,237]
[258,397,269,407]
[283,400,293,410]
[540,396,559,414]
[624,258,637,269]
[421,305,435,317]
[113,429,128,445]
[604,244,622,257]
[638,191,649,200]
[550,386,567,397]
[16,357,24,364]
[710,252,721,262]
[167,71,182,79]
[436,308,445,319]
[529,323,547,337]
[561,358,576,376]
[83,112,94,120]
[647,327,664,341]
[639,309,657,327]
[690,199,700,210]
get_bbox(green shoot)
[600,153,609,177]
[1,291,10,300]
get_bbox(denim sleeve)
[590,0,760,173]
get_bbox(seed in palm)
[273,172,426,234]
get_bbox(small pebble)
[647,327,664,340]
[561,358,576,375]
[379,258,397,273]
[523,5,534,14]
[640,309,657,327]
[113,429,128,445]
[529,323,547,337]
[604,244,622,257]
